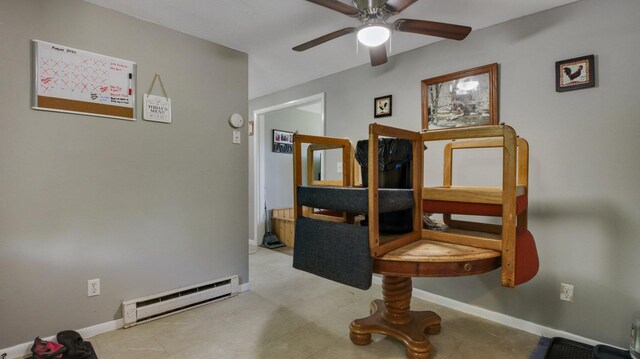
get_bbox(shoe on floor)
[30,337,66,359]
[56,330,91,359]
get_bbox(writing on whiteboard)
[37,43,134,108]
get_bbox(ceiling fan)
[293,0,472,66]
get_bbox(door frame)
[251,93,325,246]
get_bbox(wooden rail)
[293,134,352,220]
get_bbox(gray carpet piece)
[293,216,372,290]
[529,337,551,359]
[297,186,414,214]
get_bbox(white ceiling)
[83,0,578,99]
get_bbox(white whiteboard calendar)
[32,40,137,120]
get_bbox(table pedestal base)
[349,276,441,359]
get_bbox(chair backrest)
[306,142,361,187]
[293,134,373,289]
[421,125,527,287]
[366,124,424,257]
[440,136,529,231]
[293,134,353,221]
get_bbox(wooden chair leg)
[349,276,441,359]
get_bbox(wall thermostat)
[228,113,244,128]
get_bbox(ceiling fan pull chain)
[389,33,393,54]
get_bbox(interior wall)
[249,0,640,347]
[263,108,323,211]
[0,0,248,349]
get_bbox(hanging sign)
[143,94,171,123]
[143,73,171,123]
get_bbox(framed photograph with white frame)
[421,63,498,131]
[272,129,293,154]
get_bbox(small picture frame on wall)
[556,55,595,92]
[374,95,392,118]
[272,129,293,154]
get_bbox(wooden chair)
[306,142,361,188]
[292,125,538,359]
[294,134,355,224]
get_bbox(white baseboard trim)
[77,319,124,342]
[1,319,124,359]
[371,276,604,347]
[2,283,251,358]
[249,238,258,246]
[239,281,250,292]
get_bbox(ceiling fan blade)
[394,19,472,40]
[384,0,417,13]
[293,27,356,52]
[369,45,387,66]
[306,0,359,16]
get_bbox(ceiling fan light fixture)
[357,25,390,47]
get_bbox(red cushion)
[514,228,539,286]
[423,195,528,217]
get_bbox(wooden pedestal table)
[349,239,502,359]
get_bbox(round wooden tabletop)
[373,239,502,277]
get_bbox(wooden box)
[271,208,295,248]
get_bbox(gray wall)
[0,0,248,349]
[250,0,640,347]
[263,108,323,211]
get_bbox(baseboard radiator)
[122,275,239,328]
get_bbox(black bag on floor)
[56,331,96,359]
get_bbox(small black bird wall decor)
[374,95,392,118]
[563,65,583,81]
[556,55,595,92]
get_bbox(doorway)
[251,93,325,246]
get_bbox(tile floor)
[88,246,539,358]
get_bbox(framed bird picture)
[374,95,392,118]
[556,55,595,92]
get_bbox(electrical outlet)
[88,278,100,297]
[337,162,343,174]
[560,283,574,302]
